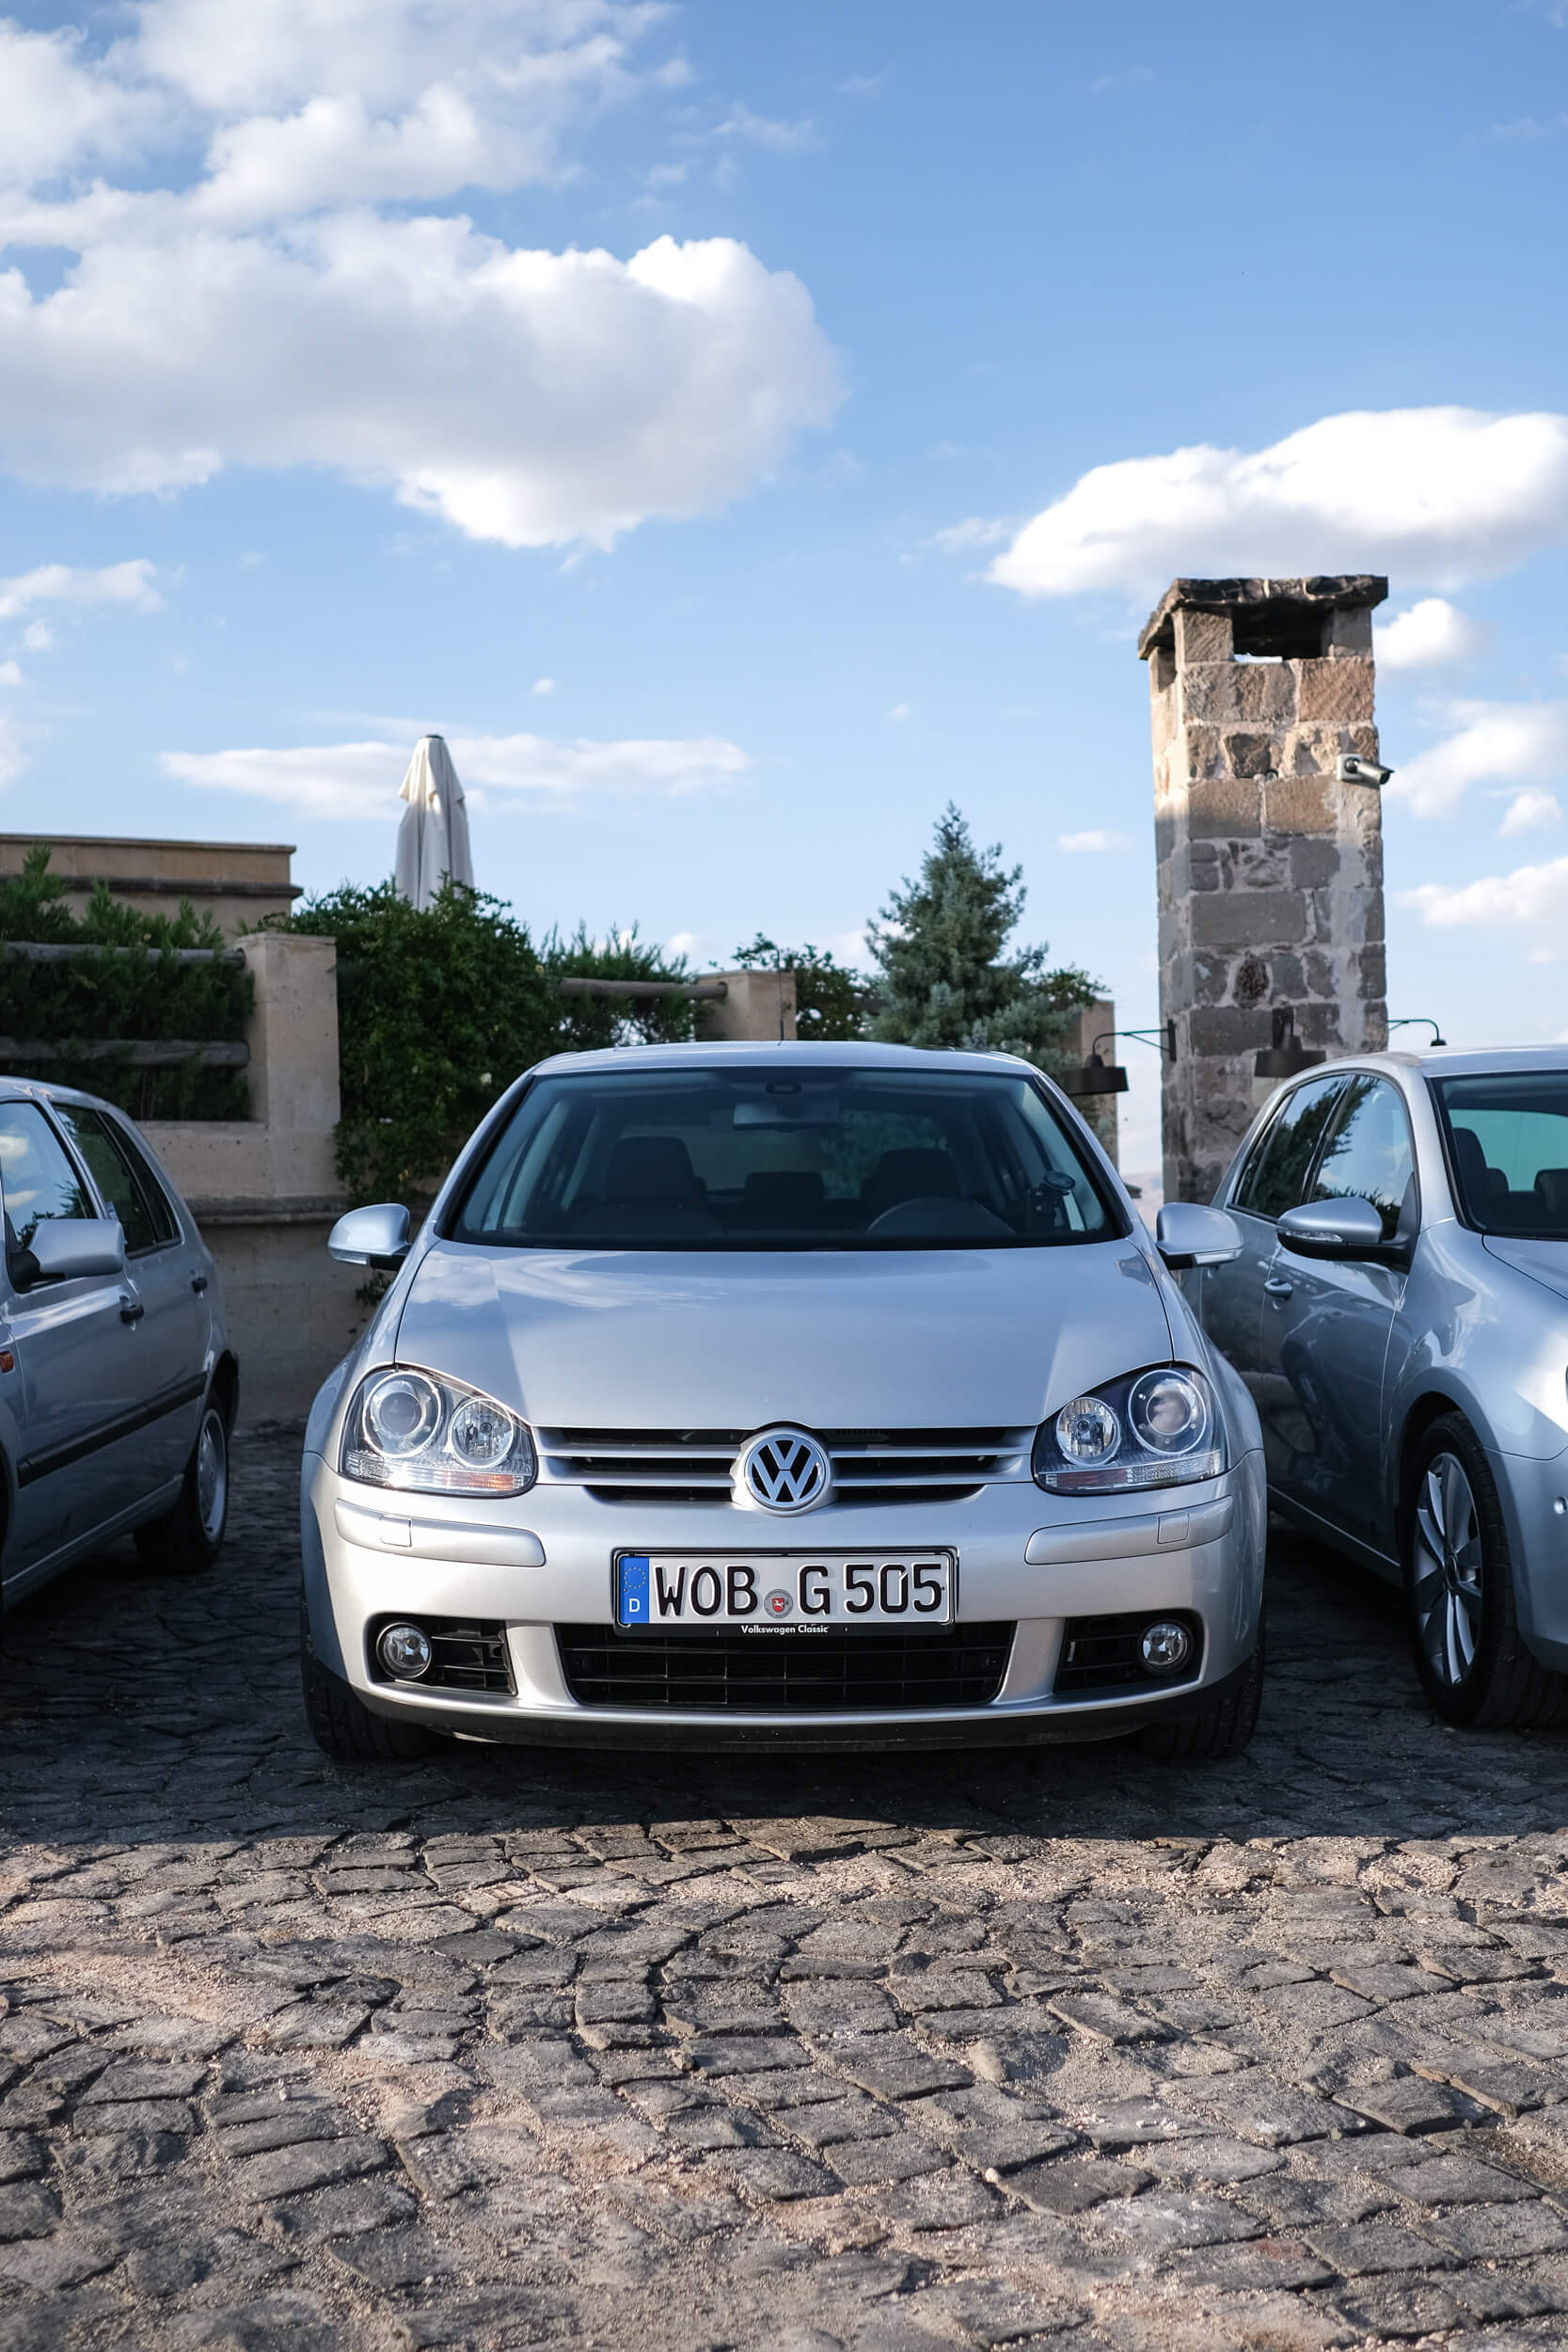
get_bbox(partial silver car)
[301,1042,1265,1759]
[0,1080,236,1597]
[1196,1046,1568,1728]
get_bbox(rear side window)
[53,1104,179,1255]
[1433,1071,1568,1236]
[1309,1076,1416,1241]
[1231,1075,1347,1221]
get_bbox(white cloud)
[886,703,911,723]
[22,622,52,652]
[1402,852,1568,930]
[0,660,22,687]
[705,104,814,153]
[0,23,153,190]
[0,715,25,785]
[1499,788,1562,836]
[928,516,1013,555]
[531,676,556,695]
[160,730,751,818]
[0,225,841,548]
[1389,699,1568,818]
[1058,828,1133,852]
[984,408,1568,600]
[0,559,161,621]
[0,5,843,548]
[1377,596,1492,672]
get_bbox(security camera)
[1337,754,1393,787]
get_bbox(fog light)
[1140,1620,1193,1675]
[378,1622,433,1680]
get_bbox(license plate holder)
[613,1550,957,1633]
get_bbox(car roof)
[0,1076,118,1110]
[1302,1046,1568,1087]
[524,1041,1044,1078]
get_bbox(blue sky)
[4,0,1568,1174]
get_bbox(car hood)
[393,1239,1176,1430]
[1483,1233,1568,1306]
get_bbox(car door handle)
[1263,1276,1293,1299]
[119,1297,145,1325]
[190,1275,208,1295]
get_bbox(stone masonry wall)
[1141,577,1390,1205]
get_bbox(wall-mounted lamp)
[1389,1016,1448,1048]
[1060,1022,1177,1100]
[1254,1006,1325,1081]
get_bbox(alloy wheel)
[196,1408,228,1543]
[1411,1450,1483,1691]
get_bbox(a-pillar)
[1139,575,1389,1205]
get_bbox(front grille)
[1053,1611,1204,1696]
[537,1426,1032,1508]
[556,1622,1015,1712]
[367,1616,515,1694]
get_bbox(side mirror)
[1155,1202,1243,1270]
[328,1202,412,1271]
[1276,1197,1386,1260]
[17,1217,127,1286]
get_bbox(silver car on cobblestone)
[1196,1046,1568,1730]
[299,1043,1266,1759]
[0,1079,235,1595]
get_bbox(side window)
[1231,1076,1347,1222]
[1309,1076,1416,1241]
[0,1102,94,1248]
[51,1104,176,1256]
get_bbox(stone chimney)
[1139,575,1390,1205]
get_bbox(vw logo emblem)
[738,1426,832,1515]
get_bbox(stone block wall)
[1141,577,1389,1205]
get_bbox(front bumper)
[301,1449,1267,1752]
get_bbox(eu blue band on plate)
[618,1555,650,1626]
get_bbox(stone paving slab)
[3,1430,1568,2346]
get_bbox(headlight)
[1033,1366,1225,1494]
[341,1367,537,1495]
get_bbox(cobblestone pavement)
[5,1435,1568,2351]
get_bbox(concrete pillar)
[1139,576,1389,1205]
[696,969,798,1042]
[1057,997,1119,1166]
[145,931,344,1206]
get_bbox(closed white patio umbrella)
[394,733,474,911]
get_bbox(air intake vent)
[537,1427,1032,1507]
[556,1622,1015,1712]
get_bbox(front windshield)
[1433,1071,1568,1237]
[450,1065,1119,1251]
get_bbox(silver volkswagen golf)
[1197,1047,1568,1730]
[300,1043,1265,1759]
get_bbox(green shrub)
[0,846,252,1120]
[276,885,696,1203]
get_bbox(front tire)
[300,1597,439,1760]
[134,1402,229,1574]
[1404,1414,1568,1729]
[1137,1609,1264,1761]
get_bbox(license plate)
[614,1551,955,1631]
